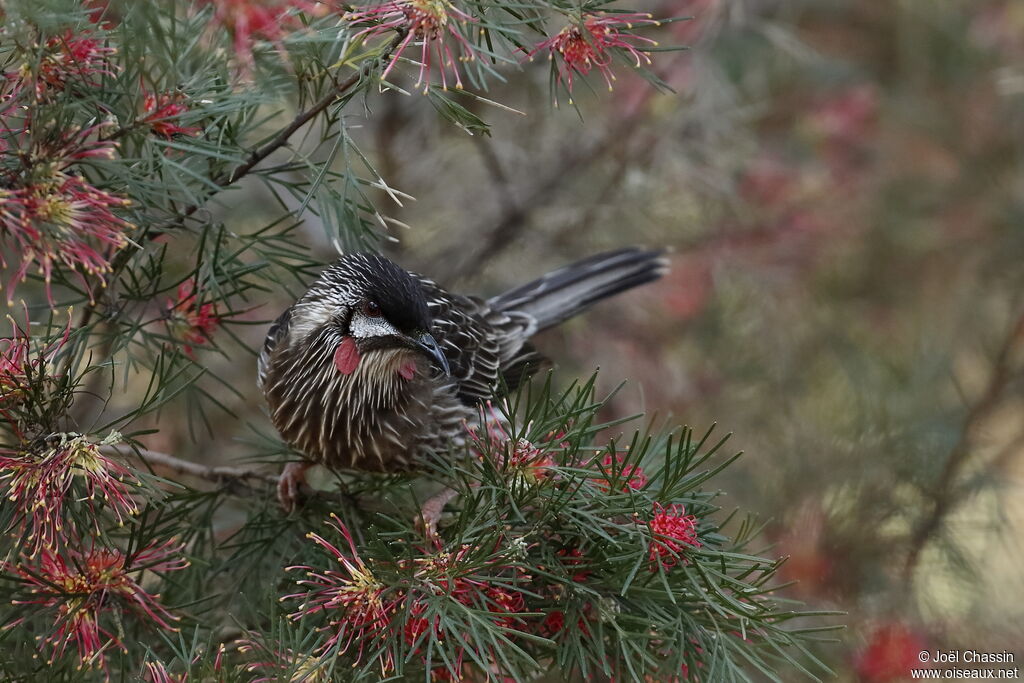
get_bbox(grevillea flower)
[0,431,138,555]
[344,0,481,92]
[143,660,186,683]
[202,0,324,72]
[468,403,555,486]
[540,606,592,639]
[141,92,202,139]
[284,513,396,675]
[557,547,591,583]
[165,280,220,357]
[541,610,565,635]
[16,30,117,99]
[1,539,188,670]
[0,116,127,312]
[402,542,528,677]
[855,622,929,683]
[238,638,329,683]
[528,13,659,100]
[0,174,133,305]
[0,308,71,428]
[0,328,30,405]
[645,502,700,571]
[589,451,647,493]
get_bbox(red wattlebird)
[258,248,667,525]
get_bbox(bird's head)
[289,253,450,380]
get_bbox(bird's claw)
[277,461,311,512]
[416,486,459,538]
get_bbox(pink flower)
[143,660,186,683]
[589,452,647,493]
[0,332,30,406]
[0,308,71,433]
[539,603,592,638]
[541,610,565,635]
[165,280,220,357]
[202,0,324,72]
[646,502,700,571]
[809,85,878,148]
[1,539,188,670]
[284,514,396,675]
[528,12,659,100]
[0,174,133,305]
[404,542,528,677]
[0,316,35,409]
[238,639,328,682]
[481,583,526,630]
[557,547,591,583]
[141,92,202,139]
[468,403,556,485]
[22,30,116,98]
[344,0,481,92]
[0,431,138,555]
[855,623,929,682]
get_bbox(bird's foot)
[416,486,459,538]
[277,461,311,512]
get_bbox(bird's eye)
[362,301,382,318]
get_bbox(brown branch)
[435,117,638,284]
[103,445,365,510]
[902,309,1024,582]
[102,444,281,487]
[432,54,676,285]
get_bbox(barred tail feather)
[489,248,669,331]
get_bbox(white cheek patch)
[287,300,336,343]
[349,312,401,339]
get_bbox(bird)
[258,247,668,522]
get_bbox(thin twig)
[102,444,281,486]
[902,309,1024,582]
[434,67,667,284]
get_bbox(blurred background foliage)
[190,0,1021,676]
[5,0,1023,679]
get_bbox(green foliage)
[0,0,836,680]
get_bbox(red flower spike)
[0,431,138,556]
[344,0,482,93]
[0,307,71,430]
[24,30,117,98]
[589,451,648,493]
[527,13,660,102]
[1,539,188,671]
[143,660,186,683]
[542,610,565,636]
[646,502,701,571]
[467,403,556,485]
[165,281,220,358]
[855,623,929,683]
[0,332,30,406]
[239,639,328,683]
[0,174,133,306]
[557,547,592,583]
[201,0,324,73]
[285,514,396,676]
[141,92,202,139]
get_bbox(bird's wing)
[257,307,292,390]
[418,277,545,404]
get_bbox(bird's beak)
[415,332,450,376]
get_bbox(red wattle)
[397,360,417,380]
[334,337,360,375]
